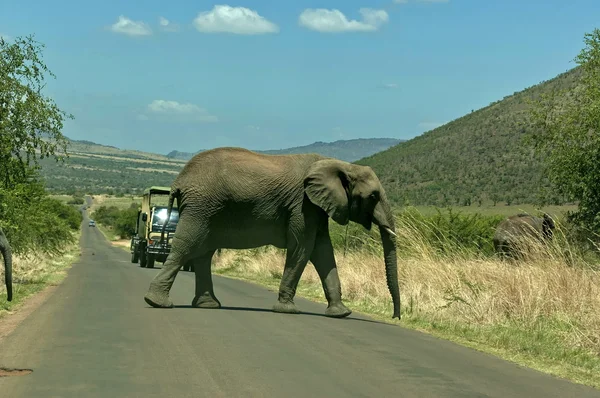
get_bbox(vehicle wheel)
[131,249,139,263]
[147,254,155,269]
[140,249,147,268]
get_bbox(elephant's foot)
[325,302,352,318]
[192,294,221,309]
[272,300,300,314]
[144,290,174,308]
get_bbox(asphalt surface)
[1,205,600,397]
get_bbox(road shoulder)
[0,235,81,344]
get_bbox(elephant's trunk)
[373,197,401,319]
[1,241,12,302]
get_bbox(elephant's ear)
[304,159,350,225]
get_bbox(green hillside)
[357,67,584,207]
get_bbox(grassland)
[95,193,600,389]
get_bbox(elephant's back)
[173,147,322,202]
[494,215,540,239]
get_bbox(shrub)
[92,204,140,239]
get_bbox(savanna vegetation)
[3,26,600,390]
[0,35,83,314]
[97,28,600,388]
[92,203,140,240]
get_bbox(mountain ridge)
[165,138,405,163]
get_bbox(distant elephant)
[0,228,12,301]
[144,147,401,319]
[493,213,556,259]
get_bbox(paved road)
[1,207,599,397]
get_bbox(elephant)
[493,213,556,259]
[0,228,12,301]
[144,147,401,319]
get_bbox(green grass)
[410,203,578,218]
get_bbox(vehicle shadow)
[166,304,397,326]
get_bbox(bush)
[0,181,82,255]
[67,195,85,205]
[92,204,140,239]
[328,207,506,259]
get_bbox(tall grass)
[0,239,81,316]
[212,207,600,386]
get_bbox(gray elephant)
[144,147,401,319]
[493,213,556,259]
[1,228,12,301]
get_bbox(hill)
[259,138,403,161]
[37,137,402,195]
[165,138,403,163]
[357,67,584,207]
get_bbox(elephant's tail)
[160,188,179,245]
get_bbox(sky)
[1,0,599,155]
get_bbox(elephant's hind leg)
[191,250,221,309]
[310,227,352,318]
[145,216,206,308]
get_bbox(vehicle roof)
[143,186,172,195]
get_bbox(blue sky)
[1,0,599,154]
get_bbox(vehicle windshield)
[151,207,179,232]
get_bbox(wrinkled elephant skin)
[144,147,401,319]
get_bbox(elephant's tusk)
[384,227,397,237]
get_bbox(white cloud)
[0,34,12,42]
[381,83,399,89]
[137,114,149,121]
[147,100,218,123]
[299,8,389,33]
[159,17,180,32]
[109,15,152,36]
[393,0,408,3]
[193,5,279,35]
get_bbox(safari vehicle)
[130,186,179,268]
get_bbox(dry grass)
[214,245,600,350]
[0,238,81,317]
[211,216,600,387]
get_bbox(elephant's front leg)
[310,229,352,318]
[191,251,221,309]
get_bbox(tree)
[0,35,73,188]
[527,28,600,236]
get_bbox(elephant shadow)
[168,304,396,326]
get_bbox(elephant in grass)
[144,147,401,319]
[0,228,12,301]
[493,213,556,259]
